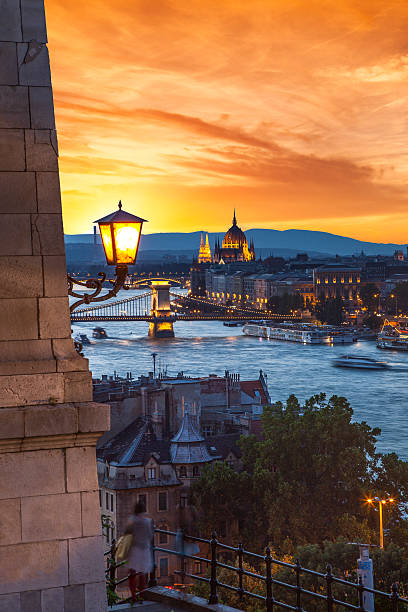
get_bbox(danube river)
[72,291,408,459]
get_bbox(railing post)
[391,582,400,612]
[265,545,274,612]
[325,564,334,612]
[358,576,365,611]
[179,528,186,585]
[237,542,244,601]
[109,539,117,595]
[295,559,302,611]
[148,532,157,587]
[208,531,218,605]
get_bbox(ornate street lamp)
[68,201,147,312]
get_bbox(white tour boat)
[332,355,389,370]
[242,323,329,344]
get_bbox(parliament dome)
[222,211,248,248]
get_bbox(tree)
[392,282,408,314]
[315,295,344,325]
[253,394,380,546]
[191,461,252,538]
[360,283,380,313]
[364,313,382,330]
[267,292,304,313]
[192,393,408,554]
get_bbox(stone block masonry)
[0,1,110,609]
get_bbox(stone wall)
[0,1,110,610]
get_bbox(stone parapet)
[0,1,110,609]
[0,402,110,450]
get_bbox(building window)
[158,492,168,511]
[179,466,187,478]
[148,467,157,480]
[180,494,188,508]
[110,494,114,512]
[159,526,168,544]
[99,490,102,507]
[138,494,147,511]
[192,466,200,478]
[105,492,109,509]
[159,558,168,577]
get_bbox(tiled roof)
[97,417,242,467]
[171,412,204,443]
[205,433,242,460]
[170,411,213,464]
[240,380,268,404]
[97,418,171,465]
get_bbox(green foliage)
[315,295,344,325]
[360,283,380,312]
[390,281,408,314]
[192,393,408,554]
[364,313,382,330]
[267,292,304,313]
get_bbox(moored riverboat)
[243,323,330,344]
[377,320,408,351]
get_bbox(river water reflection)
[71,291,408,459]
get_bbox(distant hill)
[65,229,407,258]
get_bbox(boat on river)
[93,327,108,339]
[332,355,389,370]
[74,333,91,346]
[377,320,408,351]
[243,323,329,344]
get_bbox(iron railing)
[105,528,408,610]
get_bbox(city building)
[313,265,362,303]
[213,211,255,263]
[97,411,243,584]
[93,369,270,443]
[198,232,212,263]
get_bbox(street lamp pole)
[367,497,394,549]
[379,500,384,549]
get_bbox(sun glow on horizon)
[45,0,408,242]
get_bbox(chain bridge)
[70,280,301,338]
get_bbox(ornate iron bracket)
[68,265,129,313]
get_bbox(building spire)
[198,231,212,264]
[233,208,237,226]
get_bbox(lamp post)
[68,201,147,312]
[366,496,394,548]
[389,293,398,317]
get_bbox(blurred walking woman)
[125,501,154,602]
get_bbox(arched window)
[179,466,187,478]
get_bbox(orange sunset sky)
[46,0,408,242]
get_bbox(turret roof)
[170,411,213,464]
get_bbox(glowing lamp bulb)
[95,202,147,266]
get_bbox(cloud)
[46,0,408,240]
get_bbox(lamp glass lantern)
[95,201,147,266]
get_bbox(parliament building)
[198,211,255,264]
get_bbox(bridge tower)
[149,281,175,338]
